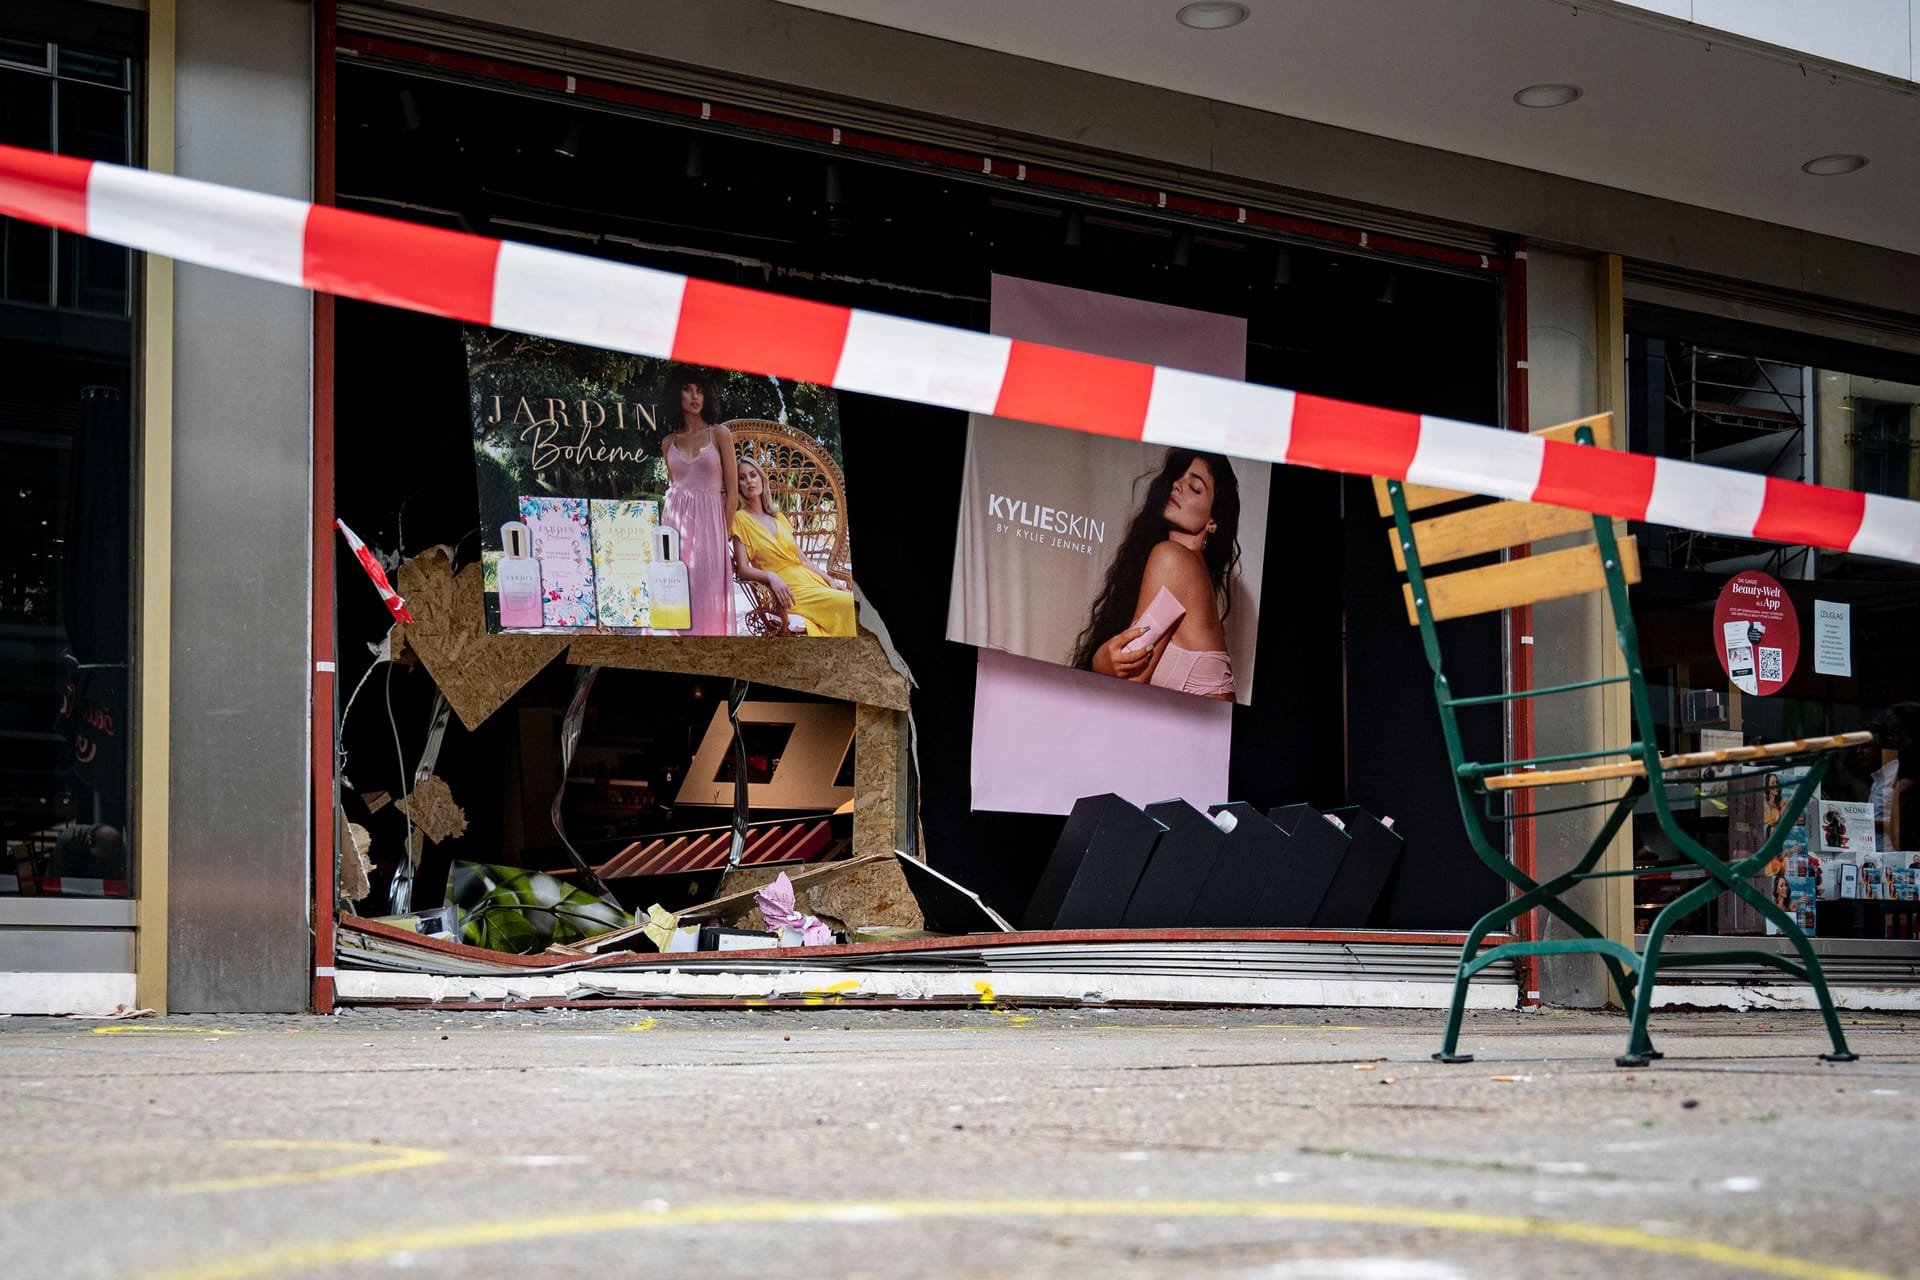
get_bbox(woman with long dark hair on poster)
[1072,449,1242,700]
[660,364,738,634]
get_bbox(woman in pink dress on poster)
[660,365,739,635]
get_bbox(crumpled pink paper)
[754,872,833,946]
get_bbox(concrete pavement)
[1,1005,1915,1278]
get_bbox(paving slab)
[0,1005,1914,1278]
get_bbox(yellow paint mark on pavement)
[0,1140,446,1205]
[90,1025,236,1036]
[803,980,861,1005]
[149,1198,1895,1280]
[971,981,995,1005]
[623,1019,658,1032]
[161,1141,447,1196]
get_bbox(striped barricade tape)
[1,142,1914,565]
[334,517,415,624]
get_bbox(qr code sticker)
[1758,647,1783,683]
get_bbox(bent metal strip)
[4,142,1914,566]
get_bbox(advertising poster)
[960,277,1254,815]
[467,328,853,637]
[948,278,1270,704]
[1712,570,1798,696]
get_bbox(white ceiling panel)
[774,0,1920,257]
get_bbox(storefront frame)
[309,3,1543,1011]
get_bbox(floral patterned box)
[589,498,660,628]
[518,495,596,627]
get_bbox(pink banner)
[972,649,1232,815]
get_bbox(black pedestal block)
[1206,802,1338,927]
[1268,803,1368,926]
[1021,792,1167,930]
[1324,806,1405,927]
[1187,802,1289,926]
[1121,800,1227,928]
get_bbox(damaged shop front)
[314,17,1524,1012]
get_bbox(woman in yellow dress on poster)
[728,457,856,637]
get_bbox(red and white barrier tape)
[3,143,1915,565]
[334,518,414,624]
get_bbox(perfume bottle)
[497,521,545,628]
[647,525,692,631]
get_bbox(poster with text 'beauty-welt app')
[466,327,854,638]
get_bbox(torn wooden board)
[340,821,374,903]
[567,630,910,710]
[673,854,893,925]
[853,704,902,859]
[397,775,467,844]
[798,855,924,932]
[361,790,392,815]
[392,548,567,731]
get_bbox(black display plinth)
[1021,793,1166,930]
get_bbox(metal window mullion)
[47,56,58,307]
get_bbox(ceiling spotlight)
[823,161,845,206]
[684,138,705,180]
[398,88,423,132]
[1271,247,1293,286]
[1378,272,1399,305]
[1063,208,1085,247]
[1170,228,1193,268]
[1176,2,1250,30]
[1512,83,1582,108]
[553,120,583,159]
[1802,154,1868,175]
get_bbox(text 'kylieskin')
[987,493,1107,544]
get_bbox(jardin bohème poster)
[467,327,854,638]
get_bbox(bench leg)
[1738,880,1858,1063]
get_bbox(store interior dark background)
[331,60,1509,926]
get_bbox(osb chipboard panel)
[853,704,902,860]
[801,857,923,931]
[716,859,924,933]
[566,631,911,710]
[393,549,567,731]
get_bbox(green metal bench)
[1378,412,1868,1067]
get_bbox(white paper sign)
[1813,599,1852,677]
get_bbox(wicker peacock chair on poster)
[723,419,853,637]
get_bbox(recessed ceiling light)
[1513,83,1583,108]
[1176,2,1250,30]
[1802,154,1868,175]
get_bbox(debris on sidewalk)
[448,861,631,954]
[756,872,833,946]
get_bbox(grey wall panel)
[168,0,313,1011]
[0,930,137,972]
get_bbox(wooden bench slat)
[1403,536,1640,624]
[1388,502,1598,571]
[1371,413,1614,516]
[1482,731,1876,791]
